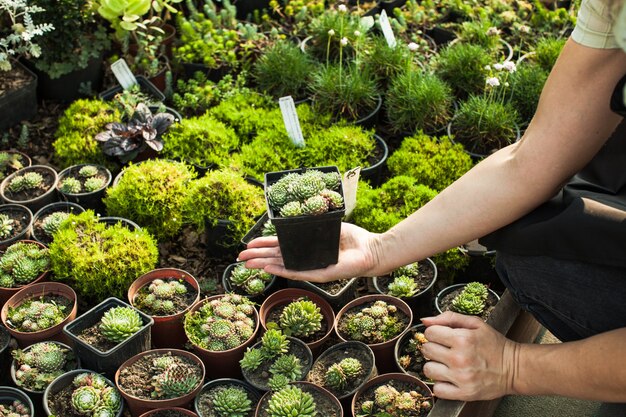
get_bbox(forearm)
[512,327,626,401]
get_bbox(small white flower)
[354,30,361,37]
[338,4,347,12]
[493,63,504,71]
[340,37,348,46]
[328,29,335,36]
[484,65,491,71]
[486,77,500,87]
[504,82,510,87]
[408,42,419,52]
[486,27,501,36]
[519,25,531,34]
[503,61,517,73]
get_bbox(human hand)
[237,222,380,283]
[421,311,520,401]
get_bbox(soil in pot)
[196,381,259,417]
[395,326,432,384]
[2,166,56,203]
[437,284,499,321]
[315,280,350,296]
[0,205,31,246]
[265,299,329,345]
[132,278,197,317]
[353,377,432,417]
[256,382,342,417]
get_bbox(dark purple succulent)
[95,103,175,163]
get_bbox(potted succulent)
[128,268,200,349]
[0,387,34,417]
[194,378,261,417]
[43,369,123,417]
[56,164,112,212]
[0,151,31,182]
[372,259,438,319]
[1,282,77,348]
[115,349,205,416]
[240,329,313,392]
[306,341,376,408]
[0,240,50,308]
[334,295,412,374]
[351,373,432,417]
[63,297,154,378]
[184,294,259,380]
[259,288,335,356]
[0,204,33,249]
[265,167,345,271]
[255,382,342,417]
[394,324,432,386]
[0,165,59,212]
[435,281,500,321]
[222,262,278,302]
[10,341,79,416]
[31,202,84,245]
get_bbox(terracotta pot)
[351,373,433,416]
[334,295,412,374]
[0,203,33,250]
[128,268,200,349]
[255,381,343,417]
[0,386,35,417]
[140,408,199,417]
[0,165,59,213]
[259,288,335,358]
[1,281,76,348]
[185,295,260,380]
[115,348,205,417]
[194,378,260,417]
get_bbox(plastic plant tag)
[279,96,306,148]
[111,59,138,90]
[379,10,397,48]
[343,167,361,219]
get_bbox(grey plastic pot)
[0,386,34,417]
[194,378,260,417]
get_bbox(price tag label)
[379,10,397,48]
[342,167,361,219]
[279,96,305,148]
[111,59,138,90]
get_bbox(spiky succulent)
[387,276,419,299]
[41,212,71,237]
[279,298,323,338]
[267,170,343,217]
[0,213,14,239]
[185,294,256,351]
[135,278,188,316]
[318,189,343,210]
[268,373,291,391]
[261,220,276,236]
[59,177,82,194]
[7,299,67,333]
[260,328,289,360]
[72,386,101,414]
[240,346,264,372]
[290,173,326,201]
[0,241,49,287]
[12,342,73,392]
[324,357,363,390]
[266,386,316,417]
[229,264,273,296]
[450,282,489,316]
[301,195,329,216]
[341,300,405,344]
[269,354,303,382]
[69,378,122,417]
[99,306,143,343]
[8,172,44,193]
[151,362,201,399]
[83,176,107,192]
[79,166,99,178]
[463,282,489,300]
[0,400,30,417]
[212,386,253,417]
[280,201,303,217]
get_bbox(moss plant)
[385,70,454,134]
[234,128,302,181]
[209,91,274,139]
[534,36,566,72]
[104,160,196,240]
[302,124,377,172]
[386,133,473,191]
[510,62,548,124]
[52,99,121,169]
[184,169,265,247]
[162,114,240,168]
[49,211,158,301]
[435,43,491,98]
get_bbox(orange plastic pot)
[1,281,77,347]
[128,268,200,349]
[139,407,198,417]
[115,349,205,417]
[0,239,48,307]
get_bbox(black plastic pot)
[0,62,37,131]
[457,242,505,293]
[287,278,358,313]
[56,164,112,214]
[434,283,501,319]
[194,378,261,417]
[222,262,279,303]
[28,56,104,102]
[98,216,142,231]
[31,202,85,245]
[425,26,457,46]
[205,219,243,258]
[360,135,389,187]
[379,0,407,14]
[355,94,383,129]
[0,165,59,213]
[62,297,153,379]
[0,325,11,385]
[0,386,34,417]
[240,211,269,246]
[0,204,33,249]
[98,75,165,102]
[265,166,345,271]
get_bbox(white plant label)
[279,96,305,148]
[342,167,361,219]
[111,59,138,90]
[379,10,397,48]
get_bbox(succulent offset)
[41,212,71,237]
[6,298,67,332]
[135,278,188,316]
[324,357,363,390]
[150,353,202,399]
[0,241,50,288]
[79,166,99,178]
[261,220,276,236]
[99,306,143,343]
[8,172,44,193]
[0,400,30,417]
[341,300,406,344]
[229,264,273,296]
[59,177,82,194]
[358,384,432,417]
[387,262,423,298]
[212,386,253,417]
[69,372,122,417]
[84,176,107,192]
[450,282,489,315]
[266,386,316,417]
[278,298,323,338]
[12,342,73,392]
[267,170,344,218]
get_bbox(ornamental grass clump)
[534,36,566,72]
[228,264,273,296]
[358,383,432,417]
[509,62,548,124]
[277,298,323,339]
[0,400,30,417]
[306,7,366,62]
[185,294,257,352]
[6,298,67,332]
[450,282,489,316]
[324,357,363,391]
[0,241,49,288]
[99,306,142,343]
[68,372,122,417]
[12,342,76,392]
[338,300,406,344]
[435,43,491,98]
[266,385,316,417]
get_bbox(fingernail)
[236,258,240,262]
[420,316,434,321]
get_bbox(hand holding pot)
[239,222,379,283]
[420,311,518,401]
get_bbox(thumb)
[421,310,484,329]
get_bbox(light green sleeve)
[571,0,621,49]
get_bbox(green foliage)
[450,281,489,315]
[84,176,106,192]
[228,263,273,296]
[385,70,454,134]
[266,386,316,417]
[53,99,121,169]
[212,386,253,417]
[171,72,248,117]
[12,342,73,392]
[104,159,196,240]
[387,133,473,191]
[457,18,501,51]
[99,306,143,343]
[324,357,363,390]
[0,152,25,181]
[278,298,323,338]
[306,8,366,62]
[340,300,405,344]
[509,62,548,124]
[254,40,318,99]
[209,90,274,139]
[59,177,82,194]
[49,211,158,301]
[162,113,239,167]
[7,298,67,332]
[387,276,419,298]
[362,37,412,83]
[0,241,49,288]
[435,43,491,98]
[269,353,303,381]
[240,346,264,371]
[260,328,290,360]
[534,36,566,72]
[79,165,99,177]
[70,372,122,416]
